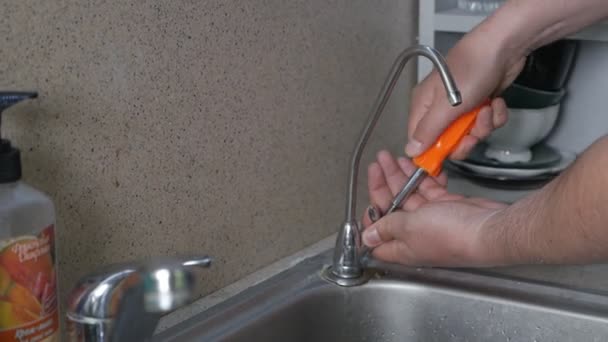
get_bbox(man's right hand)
[406,21,527,160]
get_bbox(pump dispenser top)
[0,91,38,183]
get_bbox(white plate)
[449,151,576,179]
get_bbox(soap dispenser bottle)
[0,92,59,341]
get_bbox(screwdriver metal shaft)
[386,167,427,214]
[372,101,489,219]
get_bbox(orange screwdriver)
[385,101,490,215]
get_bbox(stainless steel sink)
[155,250,608,341]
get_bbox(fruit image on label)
[0,225,58,342]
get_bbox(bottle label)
[0,225,59,342]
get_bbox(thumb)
[362,213,405,248]
[406,96,464,158]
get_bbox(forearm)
[478,0,608,64]
[482,135,608,265]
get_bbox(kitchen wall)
[0,1,417,307]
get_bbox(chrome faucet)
[323,45,462,286]
[66,255,212,342]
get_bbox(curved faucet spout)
[327,45,461,285]
[345,45,461,221]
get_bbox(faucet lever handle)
[141,255,213,313]
[181,256,213,268]
[66,255,212,342]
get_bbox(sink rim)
[155,250,608,341]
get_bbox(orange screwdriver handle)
[413,100,490,177]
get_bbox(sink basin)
[155,250,608,341]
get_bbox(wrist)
[474,4,532,69]
[470,207,519,267]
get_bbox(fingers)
[362,205,381,228]
[406,96,454,157]
[470,105,494,140]
[491,97,508,128]
[435,170,449,187]
[377,150,409,194]
[396,157,448,202]
[448,135,480,160]
[472,98,508,135]
[377,151,427,211]
[408,78,509,161]
[364,151,431,223]
[447,98,509,160]
[367,162,393,212]
[363,212,428,266]
[406,83,433,140]
[368,150,454,216]
[362,212,406,248]
[362,206,373,228]
[376,150,450,208]
[371,240,415,265]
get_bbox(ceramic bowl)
[514,39,579,91]
[501,83,566,109]
[484,104,560,164]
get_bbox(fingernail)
[363,227,381,247]
[405,139,423,157]
[367,205,380,223]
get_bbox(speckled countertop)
[155,232,608,335]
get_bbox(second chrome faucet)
[323,45,462,286]
[66,255,212,342]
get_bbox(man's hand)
[361,151,508,267]
[406,33,519,159]
[406,0,608,160]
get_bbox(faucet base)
[320,266,374,287]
